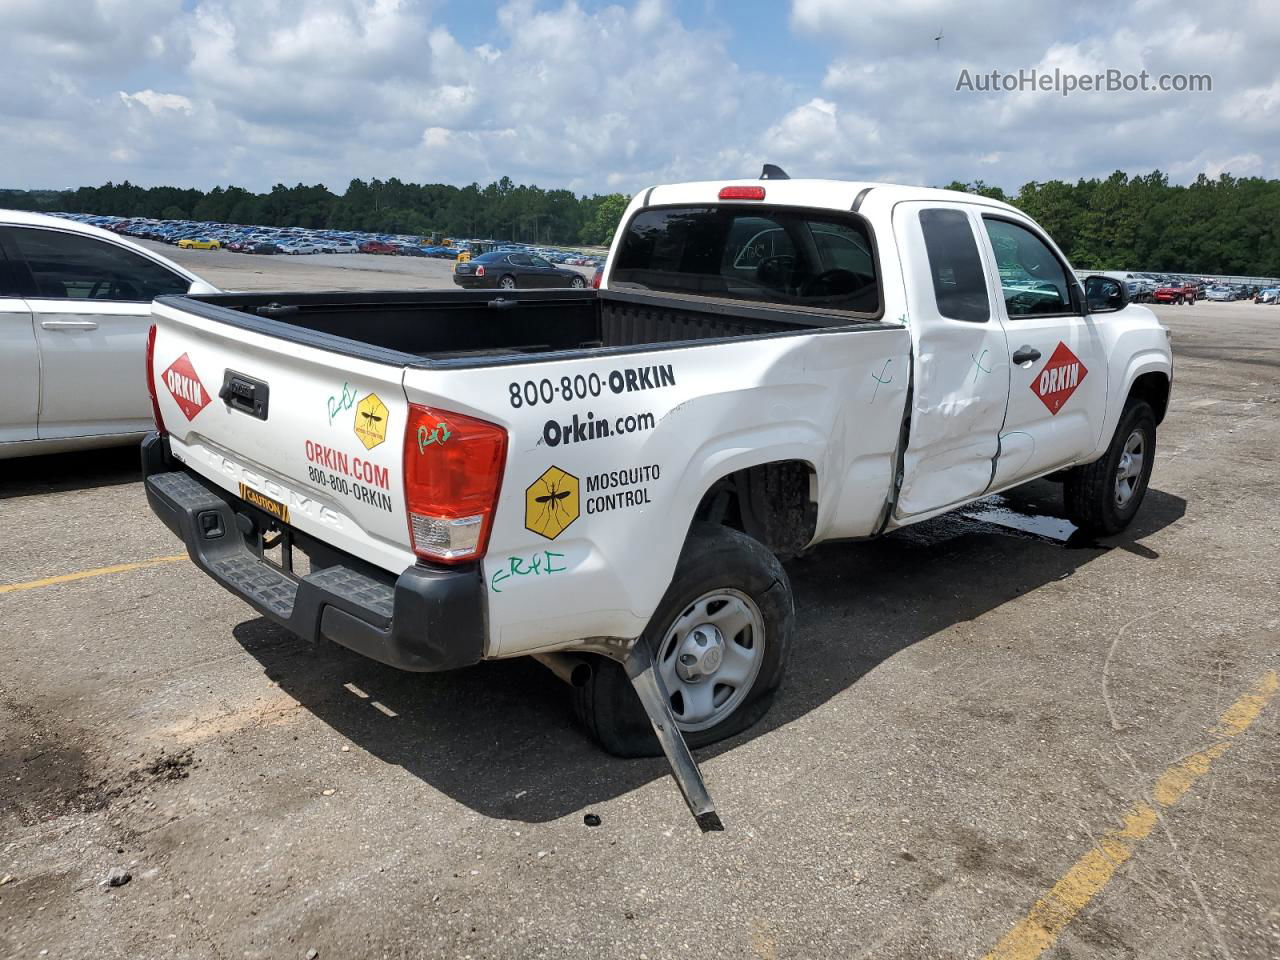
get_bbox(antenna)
[760,164,790,180]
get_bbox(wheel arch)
[690,458,818,559]
[1127,369,1171,424]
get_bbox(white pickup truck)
[142,171,1172,830]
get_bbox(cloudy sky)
[3,0,1277,195]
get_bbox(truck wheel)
[573,523,793,758]
[1063,400,1156,536]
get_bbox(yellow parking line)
[0,555,186,595]
[983,670,1278,960]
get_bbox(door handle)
[41,319,99,331]
[1011,345,1041,365]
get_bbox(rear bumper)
[141,433,485,672]
[451,275,485,288]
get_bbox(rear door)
[977,215,1108,487]
[506,254,540,287]
[4,225,191,440]
[528,255,562,288]
[892,201,1011,519]
[0,243,37,443]
[151,302,416,574]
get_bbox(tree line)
[943,170,1280,277]
[2,169,1277,274]
[0,178,630,248]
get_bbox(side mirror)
[1083,275,1127,313]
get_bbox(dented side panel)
[401,326,911,658]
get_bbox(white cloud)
[119,90,194,114]
[0,0,1274,195]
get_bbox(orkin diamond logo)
[1031,341,1088,416]
[161,353,211,421]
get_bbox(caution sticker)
[353,393,389,449]
[239,483,290,524]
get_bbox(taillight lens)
[719,186,766,200]
[475,265,485,277]
[592,269,602,289]
[403,404,507,564]
[144,323,166,434]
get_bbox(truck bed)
[161,288,892,368]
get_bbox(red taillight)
[592,269,602,289]
[719,186,766,201]
[475,265,485,277]
[144,323,167,434]
[403,404,507,564]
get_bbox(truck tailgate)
[150,300,414,574]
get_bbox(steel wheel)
[1115,429,1145,507]
[656,589,765,732]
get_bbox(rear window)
[612,206,880,315]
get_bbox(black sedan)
[453,251,588,290]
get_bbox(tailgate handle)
[487,297,519,310]
[218,370,271,420]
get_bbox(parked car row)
[1104,270,1279,304]
[48,213,609,269]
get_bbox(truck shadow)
[232,480,1186,824]
[0,445,141,500]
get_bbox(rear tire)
[1063,400,1156,536]
[573,523,793,758]
[499,275,516,290]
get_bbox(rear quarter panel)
[404,326,911,658]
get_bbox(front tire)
[570,276,586,288]
[573,524,794,757]
[1063,400,1156,536]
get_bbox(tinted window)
[530,255,553,269]
[507,253,531,266]
[9,227,189,302]
[982,218,1075,317]
[919,209,990,323]
[613,206,879,315]
[0,245,18,297]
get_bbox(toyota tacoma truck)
[141,169,1172,830]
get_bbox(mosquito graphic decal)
[525,466,580,540]
[353,392,389,449]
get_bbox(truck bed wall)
[176,289,846,364]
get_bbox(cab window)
[982,217,1076,317]
[613,205,880,316]
[919,209,990,323]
